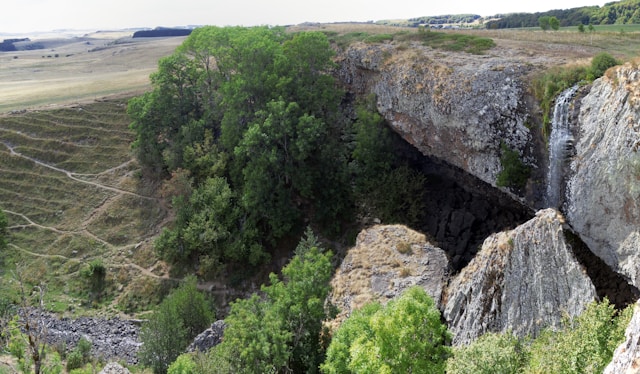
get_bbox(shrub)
[588,52,619,80]
[446,332,528,374]
[496,143,531,189]
[66,350,84,371]
[168,354,196,374]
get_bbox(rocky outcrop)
[443,209,596,345]
[566,63,640,289]
[604,302,640,374]
[337,42,535,188]
[327,225,448,327]
[188,320,226,352]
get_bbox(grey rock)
[327,224,449,328]
[443,209,597,345]
[188,320,226,352]
[99,362,131,374]
[337,43,534,188]
[604,302,640,374]
[566,63,640,288]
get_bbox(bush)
[168,354,196,374]
[496,143,531,189]
[446,332,528,374]
[66,350,84,371]
[588,52,619,80]
[322,287,451,373]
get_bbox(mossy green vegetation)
[496,143,531,190]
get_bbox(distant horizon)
[1,0,609,36]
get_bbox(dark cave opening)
[564,230,640,309]
[396,141,534,272]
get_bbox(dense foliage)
[321,287,451,373]
[129,26,434,276]
[138,276,214,374]
[0,209,7,253]
[446,299,631,374]
[487,0,640,29]
[496,142,531,190]
[202,230,334,373]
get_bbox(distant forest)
[486,0,640,28]
[132,28,193,38]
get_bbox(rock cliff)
[566,63,640,289]
[337,42,535,188]
[327,224,448,327]
[443,209,596,345]
[604,301,640,374]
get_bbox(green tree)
[138,276,214,374]
[322,287,451,373]
[539,16,551,31]
[168,354,197,374]
[549,16,561,30]
[0,209,7,252]
[578,23,585,32]
[209,232,334,373]
[446,332,529,374]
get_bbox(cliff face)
[567,63,640,288]
[443,209,596,345]
[337,42,535,188]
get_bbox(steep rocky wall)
[566,63,640,288]
[443,209,596,345]
[337,42,535,188]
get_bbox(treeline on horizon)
[486,0,640,28]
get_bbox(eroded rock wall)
[567,63,640,288]
[337,42,535,188]
[604,301,640,374]
[443,209,596,345]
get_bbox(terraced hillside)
[0,99,172,317]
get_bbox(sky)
[1,0,610,34]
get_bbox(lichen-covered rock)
[604,302,640,374]
[443,209,596,345]
[337,42,534,188]
[566,63,640,288]
[327,224,448,327]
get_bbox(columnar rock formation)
[567,63,640,289]
[443,209,597,345]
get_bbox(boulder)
[327,224,449,327]
[99,362,131,374]
[567,63,640,289]
[443,209,597,345]
[188,320,226,352]
[604,302,640,374]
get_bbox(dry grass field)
[0,32,185,113]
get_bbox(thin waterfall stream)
[546,85,579,208]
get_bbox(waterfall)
[546,85,579,208]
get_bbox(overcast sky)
[1,0,609,34]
